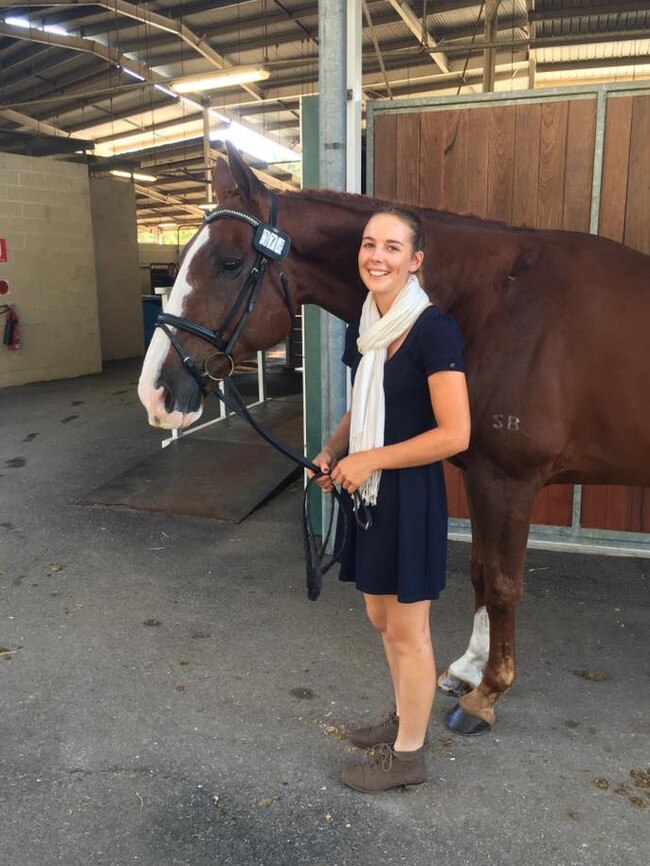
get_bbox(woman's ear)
[409,250,425,273]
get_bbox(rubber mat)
[84,397,303,523]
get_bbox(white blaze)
[138,225,212,429]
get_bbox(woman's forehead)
[363,213,411,241]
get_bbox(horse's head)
[138,143,294,429]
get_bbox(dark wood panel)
[466,107,489,218]
[598,96,633,243]
[582,485,650,532]
[395,113,421,205]
[624,95,650,255]
[419,111,445,209]
[537,100,568,229]
[486,105,516,222]
[563,99,596,232]
[373,114,397,200]
[512,102,541,228]
[442,110,468,213]
[443,463,471,519]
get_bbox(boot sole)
[343,778,427,794]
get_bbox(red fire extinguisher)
[2,304,20,350]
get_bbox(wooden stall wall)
[372,95,647,533]
[580,94,650,533]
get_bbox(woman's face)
[358,214,424,312]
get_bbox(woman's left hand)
[330,451,376,493]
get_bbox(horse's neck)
[278,192,367,321]
[277,191,501,322]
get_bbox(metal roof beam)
[387,0,450,74]
[443,27,650,57]
[530,2,650,21]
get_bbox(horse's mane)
[282,187,529,233]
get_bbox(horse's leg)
[438,496,489,698]
[446,466,539,735]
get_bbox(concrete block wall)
[89,177,143,361]
[0,152,102,388]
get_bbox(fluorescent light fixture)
[6,16,67,35]
[122,67,147,82]
[110,169,157,182]
[171,66,270,94]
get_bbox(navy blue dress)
[336,305,465,603]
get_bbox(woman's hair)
[373,206,425,254]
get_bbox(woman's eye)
[222,258,242,272]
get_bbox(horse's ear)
[225,140,269,208]
[212,157,238,200]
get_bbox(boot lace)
[368,742,394,772]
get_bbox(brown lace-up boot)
[342,743,427,793]
[347,709,399,749]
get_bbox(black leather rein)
[154,193,371,600]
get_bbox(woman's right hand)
[307,448,337,493]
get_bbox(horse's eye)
[222,258,242,272]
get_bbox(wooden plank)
[419,111,445,209]
[373,114,397,200]
[537,100,568,229]
[580,486,608,530]
[486,104,516,222]
[395,113,421,206]
[466,107,489,218]
[598,96,633,242]
[531,490,550,526]
[546,483,574,527]
[624,95,650,255]
[442,109,468,213]
[512,102,541,228]
[563,99,597,232]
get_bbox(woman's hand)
[330,451,376,494]
[307,448,337,493]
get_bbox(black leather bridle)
[156,191,293,395]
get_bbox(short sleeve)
[342,317,361,369]
[416,309,465,376]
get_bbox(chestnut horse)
[138,143,650,736]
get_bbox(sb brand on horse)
[138,142,650,737]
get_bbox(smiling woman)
[309,205,470,793]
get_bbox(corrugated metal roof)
[1,0,648,227]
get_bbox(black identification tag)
[253,223,291,261]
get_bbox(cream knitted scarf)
[349,273,431,506]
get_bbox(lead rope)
[209,378,372,600]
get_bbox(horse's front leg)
[445,466,539,735]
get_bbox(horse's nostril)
[163,386,175,414]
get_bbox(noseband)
[156,191,292,395]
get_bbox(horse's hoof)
[437,672,473,698]
[446,704,492,736]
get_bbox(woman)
[310,207,470,793]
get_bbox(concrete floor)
[1,360,648,866]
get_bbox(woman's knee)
[363,595,388,633]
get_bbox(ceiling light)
[110,169,157,182]
[170,66,270,94]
